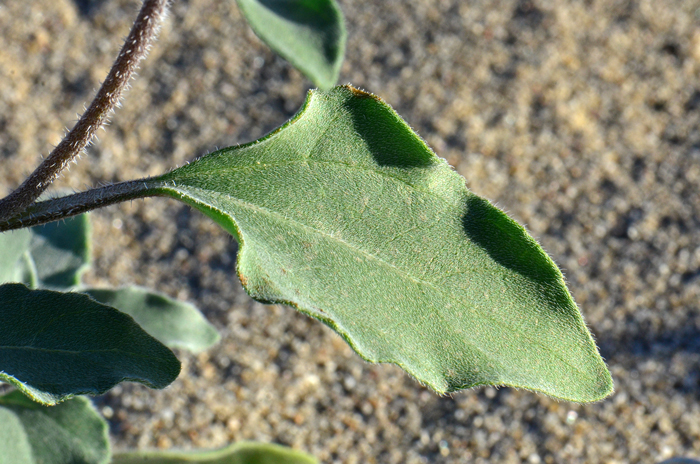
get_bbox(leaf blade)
[236,0,346,90]
[0,229,33,285]
[0,406,34,464]
[155,86,612,402]
[28,214,91,289]
[0,391,110,464]
[0,283,180,405]
[83,287,220,353]
[0,214,91,290]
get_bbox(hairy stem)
[0,180,165,232]
[0,0,170,223]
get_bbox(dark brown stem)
[0,179,165,232]
[0,0,170,223]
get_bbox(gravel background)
[2,0,700,462]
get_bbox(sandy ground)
[2,0,700,463]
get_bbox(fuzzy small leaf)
[84,287,220,353]
[236,0,346,90]
[0,406,33,464]
[0,283,180,405]
[27,214,91,289]
[16,252,38,288]
[0,229,33,285]
[112,442,318,464]
[152,85,612,402]
[0,214,91,289]
[0,391,110,464]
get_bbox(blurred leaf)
[0,214,90,290]
[0,391,110,464]
[236,0,346,90]
[0,406,33,464]
[84,286,220,353]
[151,85,612,402]
[16,252,38,289]
[112,441,318,464]
[28,214,91,289]
[0,229,32,285]
[0,283,180,405]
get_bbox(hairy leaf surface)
[0,284,180,405]
[112,442,318,464]
[153,86,612,402]
[0,391,110,464]
[236,0,346,90]
[84,287,220,353]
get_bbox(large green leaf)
[112,442,318,464]
[0,283,181,405]
[84,286,220,353]
[150,85,613,402]
[236,0,346,90]
[0,391,110,464]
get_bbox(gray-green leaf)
[153,85,612,402]
[0,214,91,290]
[236,0,346,90]
[84,287,220,353]
[0,391,110,464]
[0,283,181,405]
[112,442,318,464]
[0,229,33,285]
[28,213,91,289]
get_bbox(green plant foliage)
[84,286,220,353]
[0,214,218,355]
[236,0,346,90]
[145,85,613,402]
[0,283,180,405]
[26,214,91,288]
[0,214,90,289]
[0,229,33,285]
[112,441,318,464]
[0,390,110,464]
[0,407,33,464]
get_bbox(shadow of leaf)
[345,93,436,167]
[461,195,561,287]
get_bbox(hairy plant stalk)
[0,0,170,223]
[0,180,163,232]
